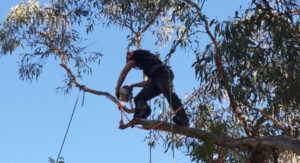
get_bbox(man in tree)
[115,50,189,126]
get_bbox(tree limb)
[140,8,161,34]
[59,63,134,113]
[120,119,300,154]
[252,107,288,133]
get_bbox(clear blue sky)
[0,1,250,163]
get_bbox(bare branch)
[39,24,135,114]
[59,63,134,113]
[242,100,289,134]
[252,107,288,131]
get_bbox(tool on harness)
[119,86,133,102]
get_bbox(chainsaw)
[119,86,133,102]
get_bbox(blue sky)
[0,0,250,163]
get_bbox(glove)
[122,85,133,90]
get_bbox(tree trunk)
[250,144,272,163]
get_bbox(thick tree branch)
[120,119,300,154]
[183,0,251,136]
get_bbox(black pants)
[134,68,188,119]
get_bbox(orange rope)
[118,105,130,125]
[118,104,145,129]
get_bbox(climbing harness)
[118,104,131,126]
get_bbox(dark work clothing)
[128,50,188,125]
[134,68,188,121]
[127,50,163,77]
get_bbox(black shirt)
[127,50,163,77]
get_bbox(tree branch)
[252,107,288,133]
[165,15,197,61]
[59,63,134,113]
[140,8,161,34]
[41,24,135,114]
[120,119,300,154]
[252,115,267,136]
[241,100,289,134]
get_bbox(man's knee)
[134,96,147,109]
[134,95,142,104]
[133,97,151,118]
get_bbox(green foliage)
[190,0,299,161]
[190,137,215,163]
[190,122,227,163]
[193,0,300,137]
[0,0,102,90]
[1,0,299,162]
[48,157,64,163]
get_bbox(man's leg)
[134,79,161,119]
[155,70,189,126]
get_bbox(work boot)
[173,116,189,127]
[133,108,151,119]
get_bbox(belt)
[148,63,172,77]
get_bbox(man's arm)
[115,60,136,98]
[130,80,149,88]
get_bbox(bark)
[250,144,272,163]
[216,147,227,163]
[119,119,300,155]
